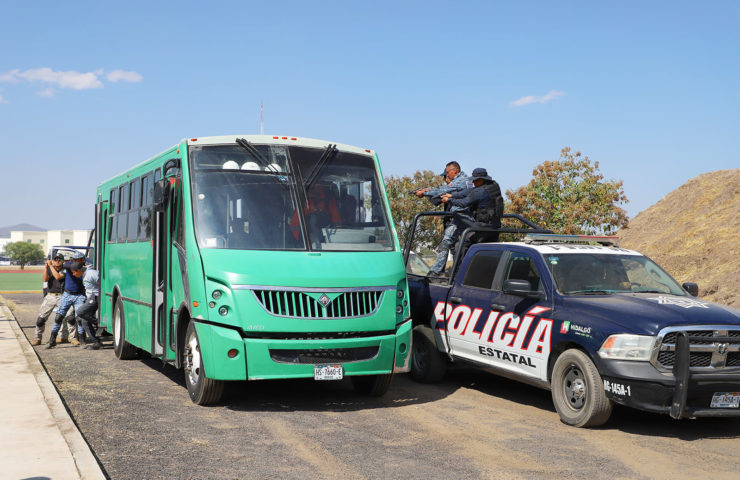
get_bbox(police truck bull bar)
[670,331,740,419]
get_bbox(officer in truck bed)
[441,167,504,249]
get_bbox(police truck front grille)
[252,289,384,319]
[652,326,740,373]
[269,347,379,364]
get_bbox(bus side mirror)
[153,180,169,211]
[682,282,699,297]
[163,158,181,178]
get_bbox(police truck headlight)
[598,334,655,361]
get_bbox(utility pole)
[259,101,264,135]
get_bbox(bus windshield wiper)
[235,137,288,190]
[567,289,613,295]
[235,138,273,172]
[303,144,337,188]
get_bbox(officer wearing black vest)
[441,167,504,243]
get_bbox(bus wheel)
[351,373,393,397]
[551,349,612,427]
[410,325,447,383]
[113,298,137,360]
[183,321,224,405]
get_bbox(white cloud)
[36,88,56,98]
[107,70,143,83]
[3,67,104,90]
[0,95,7,104]
[509,90,566,107]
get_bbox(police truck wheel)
[183,321,224,405]
[113,298,137,360]
[411,325,447,383]
[351,373,393,396]
[551,349,612,427]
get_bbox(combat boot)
[85,340,102,350]
[45,332,58,349]
[30,338,42,346]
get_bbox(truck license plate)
[314,364,343,381]
[710,392,740,408]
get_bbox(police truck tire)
[184,321,224,405]
[351,373,393,396]
[551,349,612,427]
[113,298,137,360]
[411,325,447,383]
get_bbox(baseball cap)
[52,253,64,260]
[71,251,85,260]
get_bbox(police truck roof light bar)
[524,233,620,246]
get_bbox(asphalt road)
[6,292,740,480]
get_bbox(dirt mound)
[618,169,740,308]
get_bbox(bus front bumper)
[194,318,412,381]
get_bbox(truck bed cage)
[402,211,553,284]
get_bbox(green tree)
[3,241,45,270]
[384,170,445,252]
[505,147,628,235]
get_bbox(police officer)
[441,167,504,246]
[415,161,472,276]
[31,253,65,346]
[45,257,86,348]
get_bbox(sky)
[0,1,738,231]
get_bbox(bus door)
[94,197,106,325]
[152,170,168,358]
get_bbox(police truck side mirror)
[682,282,699,297]
[503,279,543,299]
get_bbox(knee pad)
[53,313,65,324]
[36,317,46,327]
[68,317,76,327]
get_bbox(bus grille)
[652,327,740,372]
[269,347,379,364]
[252,289,384,319]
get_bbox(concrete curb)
[0,304,107,480]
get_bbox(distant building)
[8,230,91,256]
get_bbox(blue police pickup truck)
[404,215,740,427]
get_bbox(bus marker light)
[291,137,297,140]
[365,149,371,153]
[193,301,199,307]
[273,136,279,139]
[282,136,287,139]
[191,138,198,142]
[227,349,238,358]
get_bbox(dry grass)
[619,169,740,308]
[0,294,18,314]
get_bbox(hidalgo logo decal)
[647,296,710,309]
[560,321,570,334]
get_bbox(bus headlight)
[218,306,229,316]
[598,334,655,361]
[212,290,222,300]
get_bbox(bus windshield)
[544,253,686,295]
[190,144,394,252]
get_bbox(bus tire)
[551,349,612,428]
[351,373,393,397]
[410,325,447,383]
[183,320,224,405]
[113,298,137,360]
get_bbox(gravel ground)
[7,293,740,480]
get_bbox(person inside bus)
[289,183,341,245]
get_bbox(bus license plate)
[314,365,343,381]
[710,392,740,408]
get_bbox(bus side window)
[108,187,118,243]
[118,183,129,243]
[128,178,140,242]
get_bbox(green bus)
[94,135,412,404]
